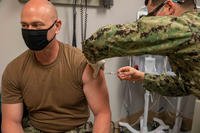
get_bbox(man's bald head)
[21,0,58,24]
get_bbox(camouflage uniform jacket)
[82,11,200,98]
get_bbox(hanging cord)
[72,0,77,47]
[80,0,88,42]
[84,0,88,41]
[102,0,113,9]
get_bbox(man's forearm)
[93,112,111,133]
[2,121,24,133]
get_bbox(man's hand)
[117,66,145,81]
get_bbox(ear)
[55,19,62,34]
[156,0,175,16]
[147,0,155,13]
[147,0,152,6]
[165,0,175,15]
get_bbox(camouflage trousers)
[24,124,92,133]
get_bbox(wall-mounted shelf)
[19,0,113,8]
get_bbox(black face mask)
[22,20,57,51]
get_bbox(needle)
[104,72,118,75]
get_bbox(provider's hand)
[117,66,144,81]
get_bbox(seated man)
[1,0,111,133]
[83,0,200,98]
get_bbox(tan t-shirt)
[1,42,89,132]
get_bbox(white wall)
[0,0,144,121]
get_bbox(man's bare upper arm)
[2,103,23,123]
[82,64,110,115]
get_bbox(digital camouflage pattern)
[24,123,92,133]
[22,116,93,133]
[82,11,200,98]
